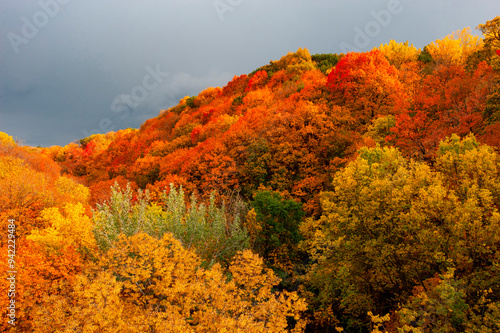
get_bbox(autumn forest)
[2,17,500,332]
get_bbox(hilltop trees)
[425,28,482,68]
[47,29,500,215]
[326,50,408,125]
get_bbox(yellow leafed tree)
[28,202,96,252]
[32,232,307,332]
[376,40,420,68]
[426,27,483,67]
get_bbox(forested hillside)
[1,17,500,332]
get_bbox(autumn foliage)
[327,49,408,124]
[2,16,500,332]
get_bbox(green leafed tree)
[92,183,248,266]
[249,190,304,271]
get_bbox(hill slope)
[2,17,500,332]
[45,36,500,215]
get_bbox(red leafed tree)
[390,61,494,159]
[246,70,268,92]
[326,50,408,125]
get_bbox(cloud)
[78,69,234,141]
[0,0,497,147]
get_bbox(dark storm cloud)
[0,0,497,147]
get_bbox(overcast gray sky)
[0,0,498,147]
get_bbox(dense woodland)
[1,17,500,332]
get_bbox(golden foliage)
[427,28,483,67]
